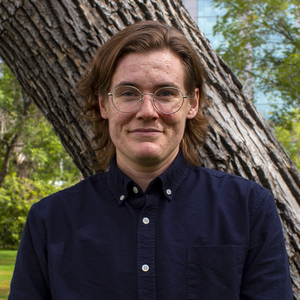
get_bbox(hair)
[77,20,209,171]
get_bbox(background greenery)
[0,250,16,299]
[212,0,300,170]
[0,62,82,250]
[213,0,300,113]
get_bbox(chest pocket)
[187,245,245,300]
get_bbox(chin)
[133,149,162,163]
[135,151,160,160]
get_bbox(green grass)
[0,250,17,300]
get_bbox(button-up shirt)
[9,152,293,299]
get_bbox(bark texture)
[0,0,300,296]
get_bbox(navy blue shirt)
[9,152,292,299]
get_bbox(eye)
[115,86,140,98]
[155,88,182,103]
[156,88,176,97]
[121,90,137,97]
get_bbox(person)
[9,21,292,300]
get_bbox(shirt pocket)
[187,245,245,300]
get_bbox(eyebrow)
[112,81,181,91]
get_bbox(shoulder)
[192,165,266,191]
[26,172,112,242]
[31,172,110,218]
[188,166,272,214]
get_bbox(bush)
[0,174,62,249]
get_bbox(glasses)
[108,85,188,114]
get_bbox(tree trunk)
[0,133,20,187]
[0,0,300,296]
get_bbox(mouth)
[130,128,163,136]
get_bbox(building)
[183,0,224,50]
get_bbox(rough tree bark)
[0,0,300,296]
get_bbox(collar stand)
[107,151,190,204]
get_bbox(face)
[99,50,199,170]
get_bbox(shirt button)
[133,187,138,194]
[142,217,150,225]
[142,264,149,272]
[166,189,172,195]
[120,195,125,201]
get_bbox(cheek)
[108,114,131,136]
[107,116,120,136]
[161,114,178,124]
[162,114,186,132]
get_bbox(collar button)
[166,189,172,195]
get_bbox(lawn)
[0,250,17,300]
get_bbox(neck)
[116,150,179,192]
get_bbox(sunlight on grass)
[0,250,17,300]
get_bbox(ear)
[99,95,108,119]
[186,88,199,119]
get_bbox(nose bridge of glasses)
[137,92,157,114]
[141,92,154,100]
[140,92,156,107]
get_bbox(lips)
[130,128,163,136]
[132,128,162,132]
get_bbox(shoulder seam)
[249,188,270,225]
[31,203,47,246]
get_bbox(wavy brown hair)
[77,20,209,171]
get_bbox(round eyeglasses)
[108,85,188,114]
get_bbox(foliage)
[212,0,300,171]
[0,61,82,248]
[0,173,65,249]
[273,109,300,170]
[212,0,300,124]
[21,112,81,184]
[0,61,82,184]
[0,62,24,125]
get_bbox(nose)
[136,94,159,120]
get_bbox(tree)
[0,61,82,248]
[0,61,81,187]
[0,61,30,186]
[0,0,300,296]
[212,0,300,123]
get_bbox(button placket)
[137,194,158,299]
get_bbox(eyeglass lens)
[111,86,184,114]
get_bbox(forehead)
[110,50,185,90]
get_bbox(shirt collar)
[107,151,190,205]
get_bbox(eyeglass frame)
[107,85,188,115]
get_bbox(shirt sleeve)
[240,191,293,299]
[8,204,52,300]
